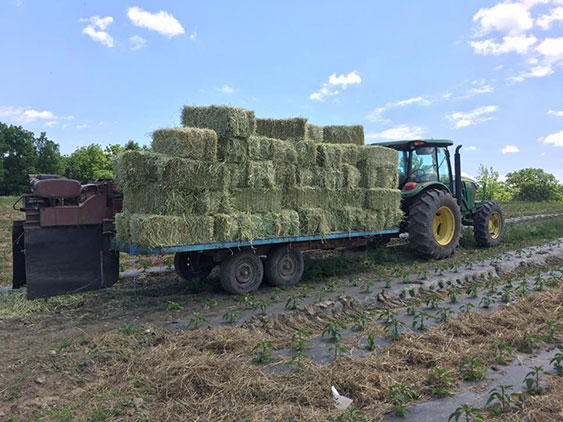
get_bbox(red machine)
[12,175,122,298]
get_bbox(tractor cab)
[372,139,506,259]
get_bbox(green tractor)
[375,139,505,259]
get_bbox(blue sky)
[1,0,562,180]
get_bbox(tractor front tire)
[473,201,505,247]
[408,189,462,259]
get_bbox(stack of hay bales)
[114,105,402,248]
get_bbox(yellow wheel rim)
[433,206,456,246]
[489,211,502,239]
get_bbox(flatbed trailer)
[114,228,400,294]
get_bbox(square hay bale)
[231,188,283,213]
[115,212,132,243]
[274,164,297,188]
[151,127,217,161]
[323,125,364,146]
[181,105,256,139]
[294,140,318,166]
[162,157,231,191]
[333,189,366,209]
[224,163,248,188]
[305,124,324,142]
[122,185,198,216]
[214,212,265,241]
[342,164,361,188]
[112,151,166,191]
[191,190,232,214]
[285,187,332,209]
[365,188,402,211]
[297,208,334,236]
[295,168,317,187]
[218,138,248,163]
[271,139,297,164]
[340,145,359,166]
[319,168,345,190]
[256,117,307,141]
[359,164,398,189]
[317,143,342,167]
[129,214,214,247]
[247,136,273,161]
[357,145,398,168]
[273,209,300,237]
[247,161,275,188]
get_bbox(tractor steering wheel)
[410,168,427,180]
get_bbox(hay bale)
[271,139,297,164]
[162,157,231,191]
[231,188,283,213]
[218,138,248,163]
[247,161,275,188]
[274,164,297,189]
[255,118,307,141]
[294,140,318,166]
[247,136,273,161]
[129,214,214,247]
[305,124,323,142]
[273,209,300,237]
[359,164,398,189]
[342,164,361,188]
[357,145,398,168]
[297,208,334,235]
[316,144,342,167]
[112,151,165,191]
[323,125,364,145]
[181,105,256,139]
[340,145,359,166]
[115,212,131,243]
[152,127,217,161]
[365,188,402,211]
[224,163,247,188]
[285,187,332,209]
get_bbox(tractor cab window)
[436,147,451,185]
[398,151,408,185]
[409,147,437,183]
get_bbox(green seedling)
[353,312,369,331]
[388,383,419,417]
[336,406,367,422]
[464,262,474,270]
[486,384,515,414]
[366,332,377,352]
[322,320,346,342]
[459,356,486,381]
[448,404,483,422]
[140,260,151,272]
[349,275,361,286]
[465,283,478,298]
[493,340,513,365]
[163,257,173,269]
[253,299,270,316]
[222,309,240,325]
[384,278,392,288]
[285,294,302,310]
[515,281,530,297]
[166,301,182,312]
[518,332,539,353]
[186,312,207,330]
[203,298,218,309]
[290,328,310,367]
[270,287,283,301]
[479,293,495,309]
[239,294,256,308]
[425,293,441,310]
[533,276,545,291]
[550,352,563,375]
[408,287,416,297]
[361,279,374,293]
[329,337,347,359]
[539,319,562,343]
[438,306,453,322]
[383,316,405,340]
[499,289,513,303]
[406,304,416,315]
[426,367,453,397]
[119,262,126,272]
[253,339,274,363]
[316,289,328,303]
[437,279,445,289]
[418,269,429,280]
[399,289,407,299]
[524,366,544,395]
[378,309,395,323]
[447,289,459,304]
[412,310,434,331]
[459,303,475,313]
[401,271,410,284]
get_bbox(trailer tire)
[220,250,264,295]
[264,245,304,287]
[174,252,213,281]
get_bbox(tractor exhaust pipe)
[454,145,463,207]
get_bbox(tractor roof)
[372,139,453,151]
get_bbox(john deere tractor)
[375,139,505,259]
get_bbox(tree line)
[0,122,147,195]
[1,122,561,201]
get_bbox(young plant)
[459,303,475,313]
[384,278,392,288]
[253,299,270,316]
[493,340,513,365]
[366,332,377,352]
[388,383,419,417]
[425,293,441,310]
[140,260,151,272]
[253,339,274,363]
[539,319,562,343]
[322,320,346,342]
[166,301,182,312]
[163,256,173,269]
[270,287,283,301]
[479,293,495,309]
[448,404,483,422]
[237,294,256,308]
[515,281,530,297]
[290,328,310,367]
[447,288,459,304]
[222,309,240,325]
[361,279,374,293]
[412,310,434,331]
[499,289,513,303]
[353,312,369,331]
[459,356,486,381]
[426,367,453,397]
[550,352,563,375]
[382,315,405,340]
[465,283,478,298]
[533,276,545,291]
[203,298,219,309]
[285,294,302,310]
[316,289,328,303]
[487,385,515,414]
[349,275,361,286]
[186,312,207,330]
[329,337,347,359]
[524,366,544,395]
[518,332,539,353]
[438,306,453,323]
[336,406,367,422]
[406,304,416,315]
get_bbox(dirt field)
[2,197,563,421]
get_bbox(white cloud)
[473,2,534,35]
[537,6,563,29]
[509,64,555,81]
[540,130,563,146]
[129,35,147,51]
[0,106,73,126]
[536,37,563,61]
[366,96,431,122]
[501,144,520,153]
[189,26,198,41]
[75,124,90,129]
[81,16,114,48]
[310,71,361,102]
[548,109,563,116]
[495,64,505,70]
[365,125,425,141]
[466,146,478,151]
[446,105,499,128]
[217,84,237,94]
[127,6,184,37]
[470,35,538,55]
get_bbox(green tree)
[506,168,561,202]
[35,132,63,175]
[475,165,512,201]
[0,123,39,195]
[64,144,112,183]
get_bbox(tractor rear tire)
[174,252,214,281]
[473,201,505,247]
[264,245,304,287]
[408,189,462,259]
[220,250,264,295]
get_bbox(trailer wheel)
[174,252,213,281]
[220,250,264,294]
[264,245,304,287]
